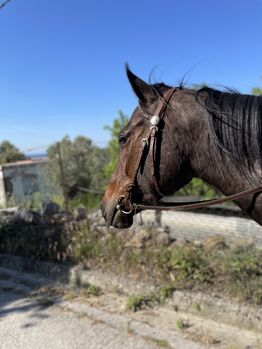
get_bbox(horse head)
[101,66,194,228]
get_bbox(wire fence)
[0,0,11,11]
[137,206,262,248]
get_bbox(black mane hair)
[197,87,262,177]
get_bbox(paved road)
[0,266,205,349]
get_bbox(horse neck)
[185,102,252,197]
[191,141,246,194]
[171,90,262,223]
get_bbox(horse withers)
[102,65,262,228]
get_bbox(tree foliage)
[252,77,262,95]
[252,87,262,96]
[47,135,108,199]
[103,110,128,180]
[0,140,26,165]
[177,178,220,199]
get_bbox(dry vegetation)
[1,216,262,306]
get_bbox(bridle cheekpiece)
[116,87,178,214]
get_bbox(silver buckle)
[150,115,160,126]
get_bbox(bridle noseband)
[116,87,262,215]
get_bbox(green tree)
[252,87,262,95]
[252,77,262,95]
[0,140,26,164]
[177,178,220,199]
[47,135,108,201]
[103,110,128,180]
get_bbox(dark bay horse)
[102,66,262,228]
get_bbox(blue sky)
[0,0,262,153]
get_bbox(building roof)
[0,157,49,169]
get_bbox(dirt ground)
[1,260,261,349]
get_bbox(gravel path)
[0,266,205,349]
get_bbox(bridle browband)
[116,87,262,215]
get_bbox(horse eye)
[119,135,127,144]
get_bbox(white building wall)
[0,167,7,207]
[0,160,49,206]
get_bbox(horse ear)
[125,64,156,105]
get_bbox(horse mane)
[196,87,262,177]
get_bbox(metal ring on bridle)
[116,196,133,215]
[119,206,133,215]
[141,137,148,146]
[150,125,158,132]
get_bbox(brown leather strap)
[153,87,178,118]
[124,87,178,204]
[124,138,148,198]
[148,88,178,197]
[148,127,165,197]
[133,185,262,212]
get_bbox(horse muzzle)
[101,197,134,228]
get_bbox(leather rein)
[116,87,262,214]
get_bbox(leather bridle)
[116,87,262,215]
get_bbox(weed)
[112,285,124,295]
[83,283,102,297]
[159,284,175,304]
[191,303,201,312]
[170,246,213,285]
[176,319,190,330]
[143,336,171,348]
[126,294,157,312]
[221,245,262,280]
[127,286,176,312]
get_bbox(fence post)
[155,210,162,227]
[56,142,69,211]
